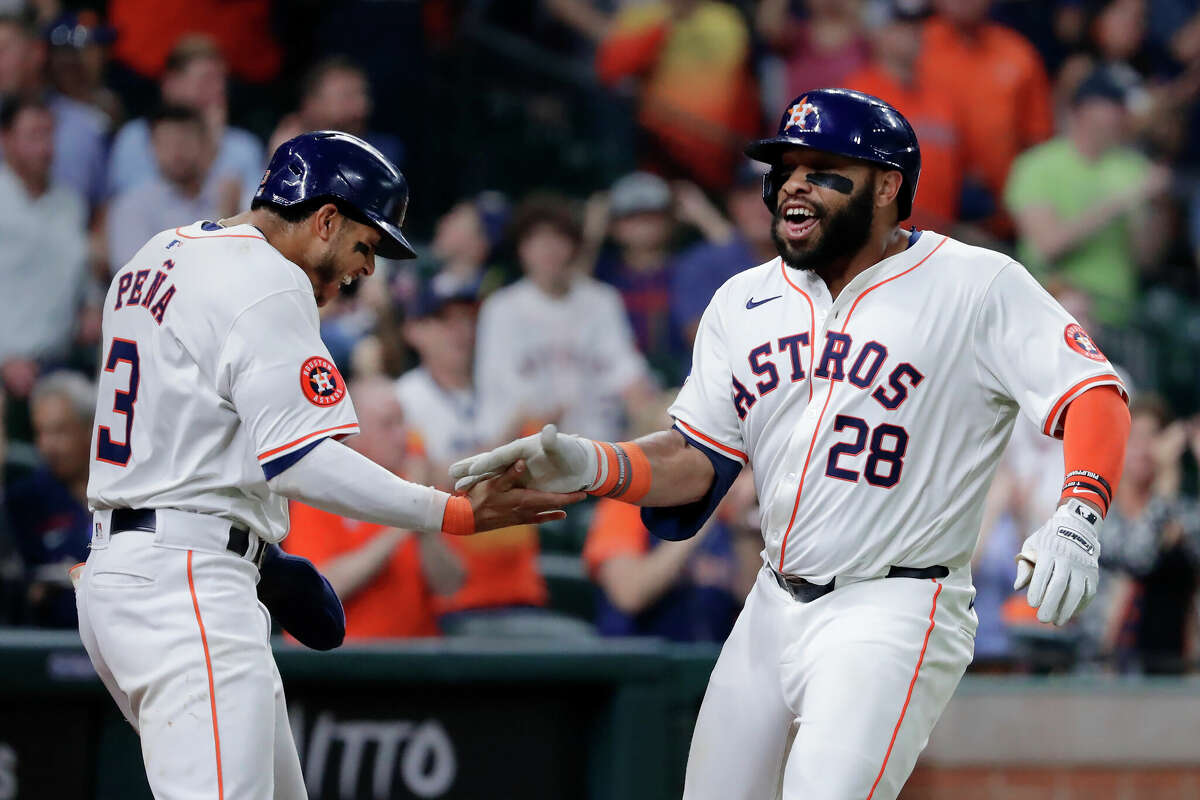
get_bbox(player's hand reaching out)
[465,458,587,531]
[451,424,601,494]
[1013,499,1102,626]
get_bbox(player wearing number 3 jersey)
[451,90,1131,798]
[77,132,580,799]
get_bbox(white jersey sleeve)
[217,288,359,478]
[669,294,748,464]
[974,261,1125,438]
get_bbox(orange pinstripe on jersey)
[186,550,224,800]
[676,419,748,462]
[1042,374,1126,438]
[778,259,817,403]
[866,580,942,799]
[173,226,265,241]
[256,423,360,462]
[777,236,947,569]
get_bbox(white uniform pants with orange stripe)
[76,529,306,800]
[683,564,976,800]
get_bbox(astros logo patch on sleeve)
[300,357,347,406]
[1064,323,1106,362]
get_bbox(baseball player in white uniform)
[75,131,580,799]
[450,90,1133,798]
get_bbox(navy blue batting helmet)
[745,89,921,220]
[255,130,416,259]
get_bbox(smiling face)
[769,149,891,275]
[307,206,382,306]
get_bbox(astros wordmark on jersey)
[671,230,1123,583]
[676,230,1124,800]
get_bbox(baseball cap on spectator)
[865,0,930,26]
[474,190,511,252]
[405,276,479,319]
[609,172,672,217]
[44,11,116,48]
[1070,66,1129,107]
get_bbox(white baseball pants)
[683,565,976,800]
[76,521,305,800]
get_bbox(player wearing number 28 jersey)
[450,90,1132,799]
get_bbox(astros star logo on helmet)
[786,96,820,133]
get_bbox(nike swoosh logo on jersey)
[746,295,782,310]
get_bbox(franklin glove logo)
[1056,526,1096,555]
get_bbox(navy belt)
[110,508,265,567]
[771,565,949,603]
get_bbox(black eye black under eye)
[805,173,854,194]
[353,242,369,255]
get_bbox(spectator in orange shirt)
[106,0,282,85]
[595,0,759,190]
[284,378,463,640]
[584,468,760,643]
[918,0,1054,233]
[582,392,760,642]
[844,2,966,231]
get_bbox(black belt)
[110,508,265,567]
[771,565,949,603]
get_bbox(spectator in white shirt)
[475,195,654,444]
[395,280,487,478]
[106,105,241,270]
[0,95,89,399]
[106,35,263,205]
[0,12,108,208]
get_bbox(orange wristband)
[440,495,475,536]
[618,441,651,503]
[586,440,650,504]
[589,442,621,496]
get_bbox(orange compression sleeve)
[1059,385,1130,517]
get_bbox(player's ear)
[875,169,903,212]
[311,202,341,243]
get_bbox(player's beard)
[772,181,875,277]
[313,253,340,304]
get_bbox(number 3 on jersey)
[96,338,140,466]
[824,414,908,488]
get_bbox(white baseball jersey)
[87,221,359,542]
[475,276,648,443]
[671,231,1124,582]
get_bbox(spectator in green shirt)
[1005,67,1170,327]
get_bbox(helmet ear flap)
[762,166,790,213]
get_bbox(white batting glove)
[1014,498,1102,626]
[449,425,600,494]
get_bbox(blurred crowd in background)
[3,0,1200,675]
